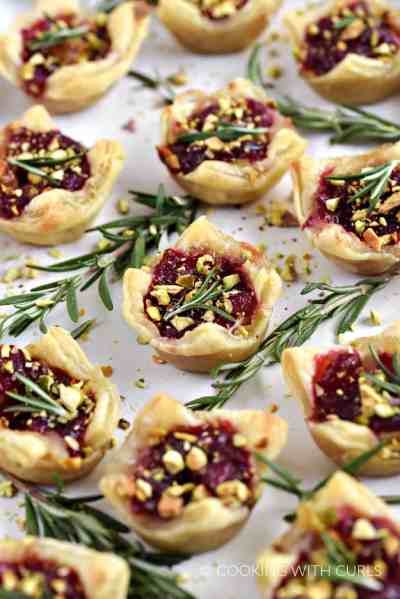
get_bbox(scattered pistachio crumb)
[135,377,147,389]
[369,310,382,326]
[0,480,18,498]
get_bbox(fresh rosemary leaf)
[99,270,113,311]
[0,188,198,339]
[29,25,89,51]
[381,495,400,504]
[0,592,33,599]
[127,69,176,104]
[7,158,61,187]
[317,567,382,591]
[176,123,268,145]
[256,453,303,494]
[96,0,124,12]
[24,494,40,536]
[187,277,389,410]
[5,371,68,419]
[66,284,79,323]
[321,532,355,566]
[71,319,95,340]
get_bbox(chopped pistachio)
[223,273,240,290]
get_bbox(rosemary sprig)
[176,123,269,145]
[29,25,90,52]
[4,372,69,419]
[364,345,400,396]
[326,160,400,211]
[0,592,34,599]
[21,487,194,599]
[164,267,234,322]
[246,45,400,144]
[187,277,389,410]
[7,158,61,187]
[0,187,198,338]
[127,70,176,105]
[258,440,387,517]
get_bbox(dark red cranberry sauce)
[301,1,400,76]
[21,12,111,97]
[305,166,400,251]
[158,96,275,175]
[273,506,400,598]
[192,0,249,21]
[130,420,256,519]
[0,126,90,220]
[0,344,95,457]
[312,349,400,434]
[144,249,258,339]
[0,556,87,599]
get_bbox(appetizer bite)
[282,321,400,477]
[0,105,124,246]
[158,78,307,206]
[123,216,282,373]
[0,0,150,113]
[285,0,400,105]
[0,327,120,484]
[257,472,400,598]
[101,393,288,554]
[293,142,400,275]
[0,538,129,599]
[158,0,282,54]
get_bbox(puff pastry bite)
[0,0,150,114]
[293,143,400,275]
[0,105,124,246]
[100,393,288,554]
[285,0,400,106]
[158,0,282,54]
[158,78,307,206]
[123,216,282,373]
[257,471,400,598]
[0,537,129,599]
[0,326,120,484]
[282,321,400,477]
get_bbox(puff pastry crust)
[0,326,120,484]
[0,537,129,599]
[123,216,282,373]
[0,0,150,114]
[282,320,400,477]
[158,0,282,54]
[0,105,125,246]
[158,78,307,206]
[285,0,400,106]
[257,472,400,598]
[293,142,400,275]
[100,393,288,554]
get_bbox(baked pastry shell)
[0,537,129,599]
[158,0,282,54]
[293,142,400,275]
[282,320,400,477]
[285,0,400,105]
[0,326,120,484]
[256,471,398,597]
[100,392,288,554]
[159,78,307,206]
[122,216,282,373]
[0,0,150,114]
[0,105,125,246]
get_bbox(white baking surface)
[0,1,400,597]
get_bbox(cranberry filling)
[0,557,86,599]
[0,126,90,220]
[192,0,249,21]
[273,507,400,598]
[130,420,255,519]
[21,13,111,97]
[305,166,400,249]
[302,1,400,76]
[158,97,275,175]
[312,349,400,435]
[0,344,95,457]
[144,249,258,339]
